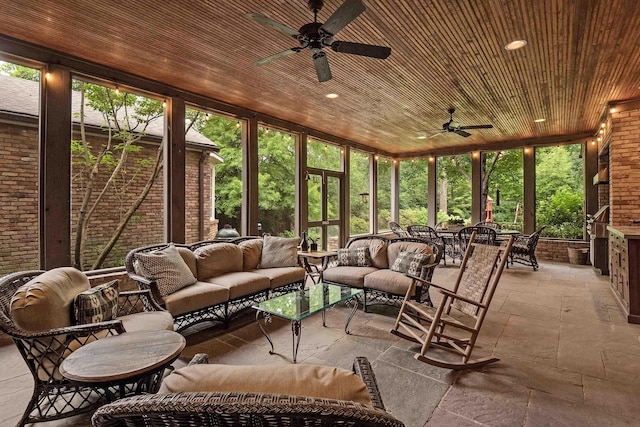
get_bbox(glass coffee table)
[252,282,362,363]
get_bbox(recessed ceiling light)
[505,40,527,50]
[417,135,427,139]
[325,93,339,99]
[534,118,546,123]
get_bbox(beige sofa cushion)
[195,243,243,279]
[206,272,270,299]
[250,266,305,289]
[120,311,174,332]
[164,281,230,316]
[322,266,378,288]
[239,239,263,271]
[364,269,417,297]
[348,239,388,269]
[158,363,373,407]
[11,267,90,332]
[260,236,300,268]
[177,246,198,278]
[387,241,433,267]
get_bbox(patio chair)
[509,226,546,271]
[407,224,449,266]
[0,268,172,426]
[474,221,502,231]
[92,356,405,426]
[388,221,409,237]
[390,233,514,369]
[457,226,497,260]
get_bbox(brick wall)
[0,123,39,273]
[0,121,215,274]
[609,107,640,227]
[536,239,590,263]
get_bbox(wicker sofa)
[92,355,405,427]
[323,235,442,309]
[125,236,305,332]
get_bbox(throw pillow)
[74,280,119,324]
[260,235,300,268]
[337,247,372,267]
[391,250,432,276]
[135,244,197,297]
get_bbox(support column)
[391,159,400,223]
[342,147,350,245]
[370,155,378,234]
[296,133,308,237]
[242,118,259,235]
[471,151,482,224]
[40,64,72,269]
[165,97,186,243]
[428,157,437,226]
[523,147,536,234]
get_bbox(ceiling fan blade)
[320,0,366,36]
[427,131,446,139]
[330,41,391,59]
[458,124,494,130]
[454,130,472,137]
[246,12,299,38]
[253,49,300,66]
[313,51,332,82]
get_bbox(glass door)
[307,169,342,251]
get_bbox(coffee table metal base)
[255,298,360,363]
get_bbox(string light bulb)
[524,148,530,154]
[591,141,596,145]
[205,113,211,121]
[44,72,51,80]
[236,121,240,128]
[162,100,167,108]
[601,123,605,128]
[114,85,120,95]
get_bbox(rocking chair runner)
[390,232,514,370]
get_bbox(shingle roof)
[0,74,216,148]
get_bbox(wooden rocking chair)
[390,232,514,370]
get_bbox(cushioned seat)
[322,266,379,288]
[163,281,229,316]
[250,266,305,288]
[205,272,270,299]
[364,269,416,297]
[121,310,174,332]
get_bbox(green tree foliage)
[484,150,523,229]
[0,62,39,81]
[536,145,584,238]
[437,155,472,223]
[350,151,370,235]
[191,113,242,220]
[377,157,392,230]
[399,159,428,226]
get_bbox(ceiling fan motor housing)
[307,0,324,13]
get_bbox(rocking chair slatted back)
[453,244,500,316]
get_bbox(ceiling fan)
[246,0,392,82]
[421,108,494,139]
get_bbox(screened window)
[436,154,471,226]
[399,158,428,226]
[377,156,392,231]
[483,150,524,231]
[536,144,585,238]
[349,150,370,236]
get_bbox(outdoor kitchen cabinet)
[608,226,640,324]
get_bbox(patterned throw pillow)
[74,280,119,324]
[391,251,432,276]
[337,247,372,267]
[135,244,197,297]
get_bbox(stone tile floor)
[3,261,640,426]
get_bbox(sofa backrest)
[176,246,198,278]
[346,236,389,269]
[194,243,243,280]
[10,267,90,331]
[237,238,263,271]
[387,240,434,267]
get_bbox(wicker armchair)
[92,356,405,427]
[388,221,409,237]
[406,225,448,266]
[474,221,502,231]
[509,226,546,270]
[0,268,170,426]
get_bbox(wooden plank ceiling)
[1,0,640,156]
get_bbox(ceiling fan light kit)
[247,0,392,82]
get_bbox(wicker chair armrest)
[126,273,165,306]
[117,289,165,315]
[352,356,386,411]
[92,392,405,427]
[436,288,487,308]
[11,319,125,340]
[127,272,153,286]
